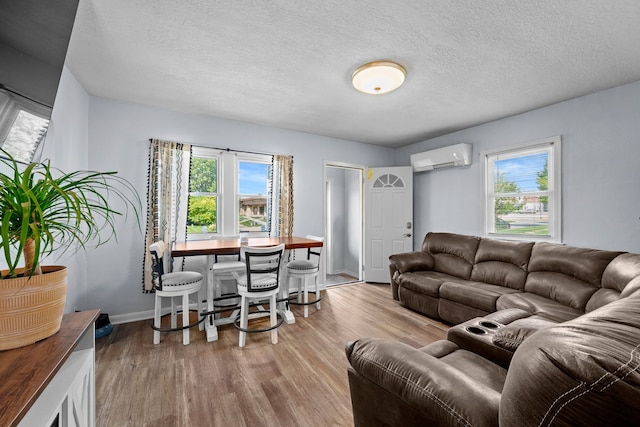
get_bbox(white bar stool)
[287,235,324,317]
[149,241,203,345]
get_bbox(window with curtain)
[482,136,561,242]
[143,140,293,291]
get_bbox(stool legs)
[198,286,206,331]
[182,293,190,345]
[288,273,320,318]
[303,276,309,318]
[153,294,162,345]
[153,290,199,345]
[315,278,321,310]
[270,293,278,344]
[239,295,248,347]
[171,297,178,329]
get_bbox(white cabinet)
[0,310,98,427]
[18,348,94,427]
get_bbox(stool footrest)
[233,309,284,333]
[287,291,322,306]
[151,309,205,332]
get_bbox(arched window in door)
[372,174,405,188]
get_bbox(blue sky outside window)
[495,152,547,193]
[239,161,268,195]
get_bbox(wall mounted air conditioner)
[410,143,472,172]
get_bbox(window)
[238,159,270,232]
[187,149,219,235]
[186,149,273,238]
[0,89,50,163]
[482,136,561,242]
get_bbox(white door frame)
[323,161,364,282]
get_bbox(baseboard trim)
[110,310,155,325]
[109,303,200,325]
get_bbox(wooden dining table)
[172,236,324,342]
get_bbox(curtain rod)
[148,138,287,158]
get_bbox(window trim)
[481,136,562,243]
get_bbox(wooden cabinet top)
[0,309,99,427]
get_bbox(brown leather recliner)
[345,290,640,426]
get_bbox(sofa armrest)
[389,251,434,274]
[389,251,434,300]
[492,318,556,352]
[346,338,500,427]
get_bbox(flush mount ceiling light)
[351,61,406,95]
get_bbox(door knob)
[403,233,412,237]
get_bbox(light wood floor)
[95,283,448,427]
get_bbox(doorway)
[324,162,363,286]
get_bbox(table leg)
[279,249,296,324]
[204,254,219,342]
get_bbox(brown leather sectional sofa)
[346,232,640,426]
[388,232,640,324]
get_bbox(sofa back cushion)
[422,232,480,280]
[470,238,534,290]
[525,242,623,311]
[586,252,640,311]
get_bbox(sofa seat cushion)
[440,281,522,312]
[438,347,508,393]
[496,292,582,322]
[419,340,507,393]
[397,271,457,298]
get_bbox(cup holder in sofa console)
[466,326,487,335]
[479,321,500,330]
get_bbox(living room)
[32,1,640,321]
[2,1,640,426]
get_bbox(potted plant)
[0,149,140,350]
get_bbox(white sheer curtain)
[142,139,191,292]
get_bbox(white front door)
[364,167,413,283]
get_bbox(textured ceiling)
[65,0,640,147]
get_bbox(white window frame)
[481,136,562,243]
[186,148,272,239]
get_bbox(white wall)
[81,97,394,317]
[48,69,640,317]
[41,67,90,313]
[396,80,640,253]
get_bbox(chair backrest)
[149,241,167,290]
[240,244,285,292]
[304,235,324,264]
